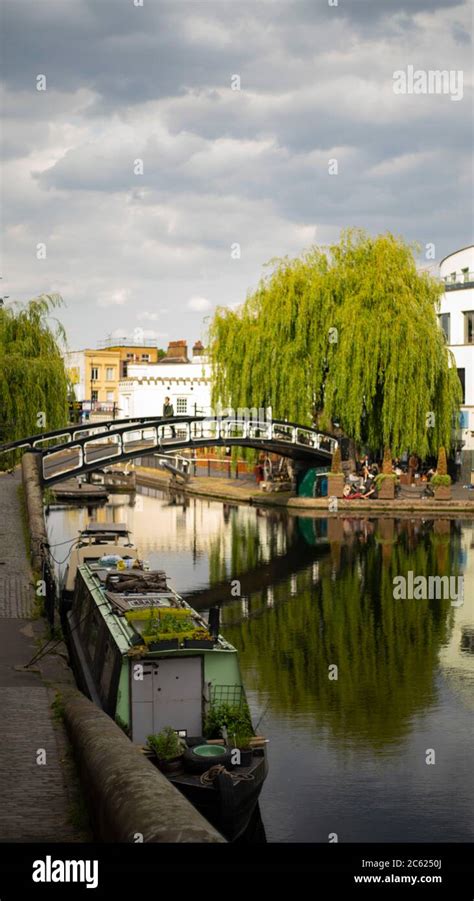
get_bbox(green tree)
[209,230,461,456]
[0,294,69,462]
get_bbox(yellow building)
[65,341,160,415]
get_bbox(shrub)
[147,727,183,761]
[331,446,342,474]
[204,703,253,739]
[437,447,448,476]
[431,474,451,488]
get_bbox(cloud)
[97,289,128,307]
[1,0,471,351]
[187,296,212,312]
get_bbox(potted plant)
[327,446,344,498]
[375,447,397,499]
[183,628,215,649]
[431,447,452,500]
[232,729,254,767]
[147,727,184,773]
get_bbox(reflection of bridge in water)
[184,528,330,614]
[0,416,338,486]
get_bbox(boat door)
[131,657,203,743]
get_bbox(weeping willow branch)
[0,294,69,465]
[209,229,461,456]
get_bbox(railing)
[0,415,338,484]
[443,272,474,291]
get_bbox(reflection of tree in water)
[208,512,290,587]
[223,519,460,749]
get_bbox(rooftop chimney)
[162,340,189,363]
[192,340,205,357]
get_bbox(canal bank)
[0,467,87,842]
[136,465,474,515]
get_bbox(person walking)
[163,396,176,437]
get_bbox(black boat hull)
[163,752,268,842]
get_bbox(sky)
[1,0,473,352]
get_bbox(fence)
[138,454,254,481]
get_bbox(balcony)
[443,272,474,292]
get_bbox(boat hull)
[164,752,268,842]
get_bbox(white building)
[119,340,212,419]
[438,245,474,479]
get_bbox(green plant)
[51,692,65,722]
[436,447,448,477]
[144,612,194,637]
[204,703,253,739]
[431,474,451,488]
[147,727,183,761]
[330,446,342,474]
[375,473,397,488]
[232,727,253,750]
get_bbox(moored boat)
[62,524,268,841]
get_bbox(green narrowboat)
[65,525,268,841]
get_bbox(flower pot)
[183,639,215,649]
[156,754,183,774]
[378,478,395,500]
[237,748,253,767]
[327,473,345,498]
[148,639,179,651]
[434,485,452,501]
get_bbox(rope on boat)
[200,765,255,786]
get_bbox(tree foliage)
[209,230,461,456]
[0,294,69,457]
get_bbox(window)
[106,367,115,381]
[438,313,450,342]
[176,397,188,414]
[106,390,114,402]
[141,353,150,362]
[91,389,99,402]
[461,267,470,283]
[464,312,474,344]
[450,272,457,283]
[126,353,134,359]
[91,366,99,381]
[457,369,465,404]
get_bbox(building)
[438,245,474,480]
[65,339,161,418]
[119,340,211,419]
[97,337,162,377]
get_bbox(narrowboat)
[63,524,268,841]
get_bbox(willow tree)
[0,294,69,461]
[210,230,461,456]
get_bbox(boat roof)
[77,563,236,656]
[81,522,130,535]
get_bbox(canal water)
[46,488,474,843]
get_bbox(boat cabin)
[68,559,244,745]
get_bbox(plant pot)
[148,639,179,651]
[183,639,215,649]
[237,748,253,767]
[327,473,345,498]
[378,478,395,500]
[434,485,452,501]
[156,754,183,774]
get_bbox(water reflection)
[46,494,474,841]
